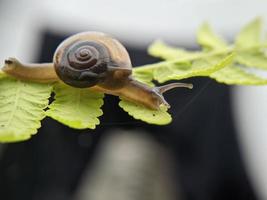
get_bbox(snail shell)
[53,32,132,88]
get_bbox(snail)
[2,32,192,110]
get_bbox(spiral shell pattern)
[54,40,111,88]
[53,32,132,88]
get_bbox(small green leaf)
[132,70,154,86]
[141,40,234,83]
[119,99,172,125]
[210,64,267,85]
[46,83,104,129]
[236,52,267,70]
[0,77,52,142]
[148,40,199,59]
[152,61,191,83]
[0,70,6,79]
[161,54,233,81]
[197,22,228,50]
[235,18,262,48]
[135,53,234,83]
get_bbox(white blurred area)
[1,0,267,199]
[75,130,178,200]
[1,0,267,62]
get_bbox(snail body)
[2,32,192,110]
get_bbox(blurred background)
[0,0,267,199]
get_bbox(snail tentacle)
[2,57,58,83]
[155,82,193,94]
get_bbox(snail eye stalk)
[155,82,193,95]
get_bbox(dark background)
[0,30,257,200]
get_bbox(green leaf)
[135,53,234,83]
[119,100,172,125]
[132,70,154,86]
[210,64,267,85]
[0,70,6,79]
[197,22,228,50]
[235,18,262,48]
[0,77,52,142]
[148,40,199,60]
[46,83,104,129]
[236,52,267,70]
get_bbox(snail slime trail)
[2,32,193,110]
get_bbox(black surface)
[0,31,258,200]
